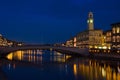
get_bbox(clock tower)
[87,12,94,30]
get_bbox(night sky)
[0,0,120,44]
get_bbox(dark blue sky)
[0,0,120,44]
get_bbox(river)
[0,49,120,80]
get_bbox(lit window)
[113,36,115,42]
[112,28,115,34]
[117,36,120,42]
[106,33,108,36]
[117,27,120,33]
[112,45,116,48]
[109,32,111,36]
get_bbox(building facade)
[66,39,73,47]
[65,37,77,47]
[0,34,23,47]
[76,31,89,48]
[89,30,103,48]
[104,30,112,49]
[111,23,120,49]
[76,30,103,48]
[0,34,8,46]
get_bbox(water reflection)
[0,59,9,80]
[73,59,120,80]
[5,50,120,80]
[7,50,71,63]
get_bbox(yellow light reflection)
[102,68,106,77]
[73,64,77,76]
[74,60,120,80]
[28,54,31,62]
[15,50,23,60]
[113,71,117,80]
[7,52,13,60]
[66,55,71,60]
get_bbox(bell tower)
[87,12,94,30]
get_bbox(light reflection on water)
[73,60,120,80]
[0,50,119,80]
[7,50,71,63]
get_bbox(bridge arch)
[0,46,89,58]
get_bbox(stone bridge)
[0,46,89,58]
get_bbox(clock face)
[87,19,93,23]
[87,20,89,23]
[90,19,93,23]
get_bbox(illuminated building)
[0,33,23,47]
[65,37,77,47]
[89,30,103,48]
[76,30,103,48]
[0,34,8,46]
[104,30,112,49]
[111,23,120,49]
[73,37,77,47]
[66,38,74,47]
[65,12,120,51]
[76,12,103,48]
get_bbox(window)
[112,45,116,48]
[112,27,115,34]
[113,36,115,42]
[117,36,120,42]
[109,32,111,36]
[109,37,111,42]
[107,33,108,36]
[117,27,120,33]
[107,32,111,36]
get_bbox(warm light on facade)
[117,36,120,42]
[108,47,111,49]
[113,36,115,42]
[116,27,120,33]
[113,28,115,34]
[94,46,98,49]
[89,46,93,48]
[111,23,120,49]
[18,43,22,46]
[102,46,107,49]
[74,37,77,47]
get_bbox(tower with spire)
[87,12,94,30]
[66,12,103,49]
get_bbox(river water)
[0,50,120,80]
